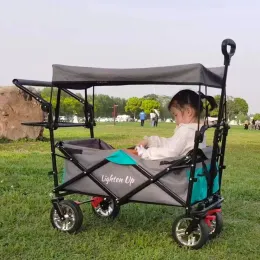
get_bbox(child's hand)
[137,140,148,148]
[135,145,146,157]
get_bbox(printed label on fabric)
[101,174,135,187]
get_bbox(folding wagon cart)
[13,38,236,249]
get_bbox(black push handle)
[221,39,236,65]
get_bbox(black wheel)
[50,200,83,234]
[172,215,209,250]
[209,212,223,239]
[91,197,120,219]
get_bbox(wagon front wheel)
[172,215,209,250]
[91,196,120,219]
[50,200,83,234]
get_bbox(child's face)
[170,105,196,126]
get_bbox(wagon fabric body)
[62,139,219,206]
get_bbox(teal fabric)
[186,163,220,204]
[61,168,66,183]
[106,150,137,165]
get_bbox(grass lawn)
[0,122,260,259]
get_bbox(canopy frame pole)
[205,86,209,126]
[186,85,203,213]
[197,85,202,131]
[12,79,50,106]
[61,88,85,104]
[48,104,60,192]
[84,88,94,138]
[53,88,61,130]
[92,86,95,120]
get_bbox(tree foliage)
[142,94,158,100]
[142,94,171,119]
[40,88,84,117]
[253,113,260,120]
[140,99,160,114]
[236,112,249,124]
[233,98,249,115]
[39,88,251,120]
[88,94,127,117]
[40,88,128,118]
[157,95,171,119]
[210,95,249,120]
[209,95,220,117]
[125,97,142,118]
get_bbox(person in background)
[256,120,260,130]
[139,110,146,127]
[150,111,156,127]
[244,120,249,130]
[154,113,159,127]
[251,119,256,130]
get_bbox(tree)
[140,99,160,114]
[157,95,172,119]
[125,97,142,119]
[233,98,248,115]
[98,94,115,117]
[142,94,172,119]
[40,87,59,108]
[236,112,249,124]
[209,95,234,118]
[87,95,102,117]
[209,95,249,120]
[60,97,84,117]
[113,97,127,115]
[40,88,85,117]
[254,113,260,120]
[225,97,248,120]
[86,94,114,117]
[87,95,128,118]
[143,94,158,100]
[209,95,220,117]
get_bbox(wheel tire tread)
[172,215,209,250]
[50,200,83,234]
[91,197,120,219]
[209,212,223,239]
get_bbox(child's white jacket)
[138,123,206,160]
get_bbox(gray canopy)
[52,63,225,89]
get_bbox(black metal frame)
[12,38,236,218]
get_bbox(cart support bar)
[13,79,53,87]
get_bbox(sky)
[1,0,259,113]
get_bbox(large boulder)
[0,86,44,140]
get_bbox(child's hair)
[168,89,217,117]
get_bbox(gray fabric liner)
[52,64,224,89]
[62,139,213,206]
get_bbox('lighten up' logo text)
[101,174,135,186]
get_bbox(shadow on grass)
[79,203,183,234]
[0,137,50,144]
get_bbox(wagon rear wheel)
[172,215,209,250]
[91,196,120,219]
[50,200,83,234]
[209,212,223,239]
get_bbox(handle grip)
[221,39,236,65]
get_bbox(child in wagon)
[135,89,217,160]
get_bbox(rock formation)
[0,86,44,140]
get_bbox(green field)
[1,122,260,260]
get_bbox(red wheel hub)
[204,208,221,227]
[91,197,104,208]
